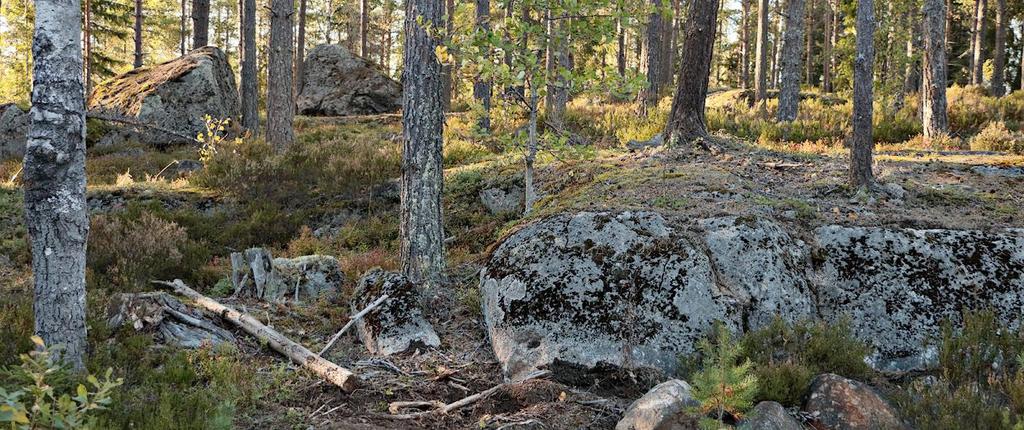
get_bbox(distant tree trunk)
[850,0,876,189]
[640,0,671,114]
[770,8,783,89]
[922,0,950,138]
[991,0,1006,96]
[401,0,446,289]
[240,0,258,132]
[900,12,921,109]
[180,0,187,55]
[804,0,813,85]
[296,0,307,97]
[192,0,209,48]
[777,0,806,122]
[267,0,295,150]
[822,0,837,93]
[544,10,569,124]
[617,12,626,77]
[970,0,986,85]
[360,0,369,57]
[754,0,769,104]
[84,0,92,92]
[26,0,89,370]
[665,0,721,144]
[525,83,539,214]
[741,0,751,89]
[134,0,143,68]
[440,0,455,112]
[473,0,491,133]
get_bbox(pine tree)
[690,323,759,426]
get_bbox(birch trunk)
[267,0,295,150]
[777,0,806,122]
[665,0,721,143]
[240,0,258,131]
[922,0,950,138]
[850,0,876,189]
[400,0,446,289]
[26,0,89,370]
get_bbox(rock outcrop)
[0,103,27,159]
[88,47,239,146]
[231,248,343,303]
[803,374,905,430]
[615,379,700,430]
[297,44,402,116]
[482,210,1024,377]
[352,268,440,356]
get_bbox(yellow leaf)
[30,335,44,347]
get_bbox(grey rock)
[0,103,27,159]
[352,268,440,355]
[167,159,203,178]
[615,379,700,430]
[231,248,343,303]
[880,182,906,201]
[480,186,524,215]
[106,292,236,348]
[814,226,1024,372]
[89,47,240,146]
[481,211,743,379]
[626,134,664,151]
[803,374,905,430]
[738,401,803,430]
[298,44,402,116]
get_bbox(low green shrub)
[88,212,205,292]
[689,322,758,428]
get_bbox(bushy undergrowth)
[88,212,206,292]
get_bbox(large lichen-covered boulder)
[297,44,401,116]
[0,103,27,159]
[88,46,239,146]
[352,268,440,356]
[481,212,744,379]
[230,248,343,303]
[815,226,1024,371]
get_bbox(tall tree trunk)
[741,0,751,89]
[524,83,539,214]
[401,0,446,289]
[134,0,143,68]
[777,0,806,122]
[240,0,258,132]
[770,7,783,89]
[666,0,721,143]
[617,10,626,77]
[822,0,836,93]
[900,11,921,109]
[441,0,455,112]
[991,0,1006,96]
[922,0,950,138]
[970,0,986,85]
[473,0,491,133]
[267,0,295,150]
[180,0,187,55]
[640,0,672,114]
[754,0,769,103]
[26,0,89,370]
[850,0,876,189]
[192,0,210,48]
[360,0,369,57]
[84,0,92,92]
[296,0,307,98]
[804,0,813,84]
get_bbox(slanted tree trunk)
[401,0,446,289]
[665,0,721,144]
[360,0,369,57]
[192,0,209,48]
[134,0,143,68]
[922,0,950,138]
[26,0,89,370]
[267,0,295,150]
[754,0,769,104]
[296,0,307,98]
[991,0,1006,96]
[741,0,751,89]
[777,0,806,122]
[240,0,258,132]
[850,0,876,189]
[473,0,491,133]
[640,0,671,114]
[970,0,986,85]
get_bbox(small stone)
[615,379,700,430]
[626,134,665,151]
[738,401,803,430]
[803,373,905,430]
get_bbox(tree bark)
[267,0,295,150]
[525,84,538,214]
[240,0,258,132]
[134,0,143,68]
[823,0,837,93]
[26,0,89,370]
[296,0,307,98]
[473,0,491,133]
[617,13,626,77]
[850,0,876,189]
[640,0,672,114]
[754,0,769,103]
[922,0,950,138]
[804,0,813,85]
[360,0,369,57]
[741,0,751,89]
[84,0,92,92]
[665,0,720,144]
[180,0,187,56]
[970,0,986,85]
[192,0,209,48]
[991,0,1006,96]
[546,11,569,123]
[441,0,455,112]
[401,0,446,289]
[777,0,806,122]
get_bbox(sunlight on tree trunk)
[922,0,949,140]
[850,0,876,189]
[777,0,806,122]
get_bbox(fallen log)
[384,370,551,420]
[153,279,360,393]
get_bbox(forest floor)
[0,102,1023,428]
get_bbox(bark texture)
[133,0,143,68]
[922,0,950,138]
[267,0,295,150]
[26,0,89,370]
[192,0,210,48]
[970,0,986,85]
[741,0,751,89]
[639,0,672,113]
[360,0,369,57]
[777,0,806,122]
[850,0,876,189]
[754,0,769,103]
[665,0,720,144]
[401,0,446,288]
[473,0,492,133]
[240,0,258,131]
[545,12,569,123]
[296,0,307,97]
[991,0,1006,96]
[823,0,838,93]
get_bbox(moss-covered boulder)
[88,46,239,146]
